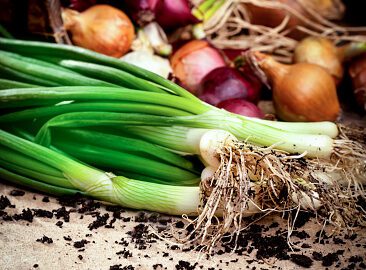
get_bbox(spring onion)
[0,37,364,251]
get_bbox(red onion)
[66,0,96,12]
[198,67,261,106]
[217,99,264,118]
[171,40,226,94]
[122,0,199,31]
[154,0,199,31]
[121,0,158,26]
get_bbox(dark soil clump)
[36,235,53,244]
[10,190,25,196]
[88,213,109,230]
[13,208,33,222]
[0,195,12,210]
[175,260,197,270]
[73,239,89,249]
[290,254,313,268]
[33,209,53,218]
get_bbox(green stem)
[34,111,334,158]
[52,140,199,183]
[0,79,39,90]
[0,51,117,87]
[0,168,83,196]
[0,129,201,215]
[0,145,63,178]
[0,65,61,86]
[58,60,166,94]
[204,0,226,21]
[0,102,191,125]
[0,129,112,199]
[0,37,199,100]
[0,24,13,39]
[241,117,339,138]
[111,176,200,215]
[0,87,208,115]
[0,158,74,189]
[54,129,197,172]
[124,126,205,154]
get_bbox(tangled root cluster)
[203,0,366,63]
[175,132,366,253]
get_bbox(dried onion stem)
[203,0,366,62]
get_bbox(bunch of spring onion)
[0,37,365,251]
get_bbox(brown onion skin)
[62,5,135,58]
[250,52,340,122]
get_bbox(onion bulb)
[121,51,172,79]
[217,99,264,118]
[170,40,226,94]
[294,37,343,84]
[248,51,340,122]
[349,54,366,112]
[294,37,366,84]
[62,5,135,57]
[154,0,200,31]
[122,0,199,31]
[198,67,261,106]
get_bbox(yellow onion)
[294,37,366,85]
[62,5,135,57]
[294,37,343,84]
[248,51,340,122]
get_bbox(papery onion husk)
[248,51,340,122]
[62,5,135,58]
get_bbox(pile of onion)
[62,5,135,57]
[247,51,340,122]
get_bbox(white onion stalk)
[121,51,172,79]
[143,22,172,56]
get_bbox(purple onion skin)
[154,0,200,31]
[217,99,264,118]
[120,0,157,26]
[198,67,261,106]
[68,0,96,12]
